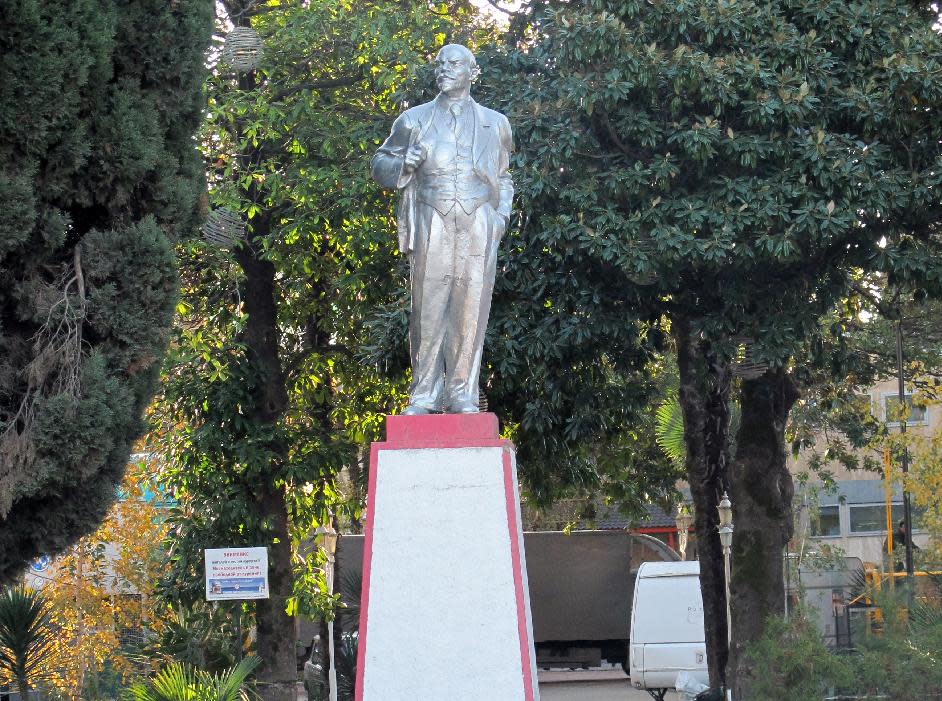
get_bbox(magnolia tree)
[480,0,942,694]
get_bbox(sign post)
[205,546,269,662]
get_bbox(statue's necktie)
[449,102,463,134]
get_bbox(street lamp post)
[717,492,735,701]
[315,524,339,701]
[895,319,916,580]
[675,504,694,560]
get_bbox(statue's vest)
[415,104,491,217]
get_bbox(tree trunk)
[15,675,29,701]
[234,229,294,701]
[674,318,732,689]
[254,480,297,701]
[331,517,344,678]
[728,368,799,700]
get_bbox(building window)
[882,394,928,426]
[811,505,841,537]
[850,503,917,533]
[848,503,925,534]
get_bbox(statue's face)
[435,46,474,95]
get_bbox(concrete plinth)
[355,413,538,701]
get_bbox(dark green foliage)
[744,612,854,700]
[747,592,942,701]
[471,0,934,510]
[0,0,212,583]
[852,586,942,701]
[133,602,243,675]
[487,0,942,361]
[465,55,676,505]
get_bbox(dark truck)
[304,529,678,670]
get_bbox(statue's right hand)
[402,144,427,173]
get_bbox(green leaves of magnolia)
[480,0,942,382]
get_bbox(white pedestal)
[355,413,539,701]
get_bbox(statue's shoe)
[448,402,479,414]
[402,404,433,415]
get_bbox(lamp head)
[675,504,693,532]
[314,524,339,554]
[717,491,733,528]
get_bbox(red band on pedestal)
[384,412,499,446]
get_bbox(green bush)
[745,594,942,700]
[131,602,242,675]
[852,590,942,701]
[745,611,854,701]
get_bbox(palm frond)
[655,393,686,468]
[0,586,56,693]
[140,662,200,700]
[207,656,260,701]
[125,656,259,701]
[339,571,361,634]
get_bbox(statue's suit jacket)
[371,97,514,254]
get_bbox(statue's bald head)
[436,44,477,69]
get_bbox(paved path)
[296,675,683,701]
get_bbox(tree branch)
[73,244,85,304]
[850,281,898,319]
[599,109,632,155]
[270,72,364,103]
[482,0,521,15]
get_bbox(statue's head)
[434,44,479,96]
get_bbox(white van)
[629,561,710,696]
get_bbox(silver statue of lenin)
[372,44,514,415]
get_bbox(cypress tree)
[0,0,212,583]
